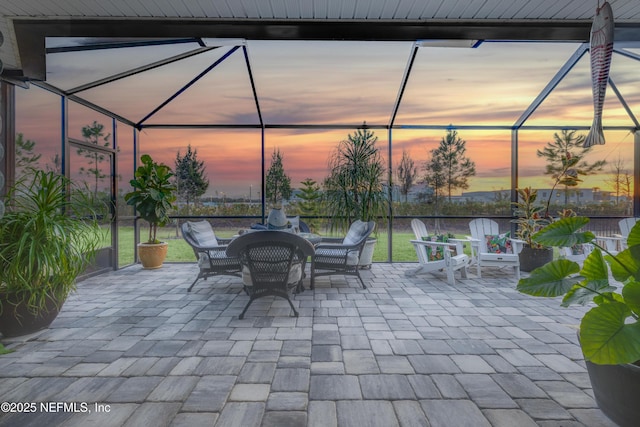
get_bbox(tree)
[422,152,446,206]
[536,129,606,213]
[396,149,417,202]
[174,144,209,211]
[423,129,476,203]
[15,133,41,176]
[77,121,110,197]
[621,171,633,210]
[47,153,62,174]
[606,156,629,205]
[324,127,387,232]
[296,178,322,232]
[265,148,292,205]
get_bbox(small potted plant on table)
[517,216,640,427]
[124,154,177,269]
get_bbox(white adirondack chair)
[616,218,639,251]
[405,218,469,285]
[467,218,524,280]
[558,243,594,268]
[593,218,637,255]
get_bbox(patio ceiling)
[2,0,640,81]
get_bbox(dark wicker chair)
[181,221,242,292]
[298,220,311,233]
[226,230,315,319]
[311,220,375,289]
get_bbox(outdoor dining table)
[236,229,321,246]
[297,232,322,246]
[229,229,320,295]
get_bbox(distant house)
[455,190,510,204]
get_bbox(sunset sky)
[14,38,639,197]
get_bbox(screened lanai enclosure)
[1,1,640,271]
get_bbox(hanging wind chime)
[584,1,614,147]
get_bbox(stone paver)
[0,263,613,426]
[421,399,491,427]
[336,400,399,427]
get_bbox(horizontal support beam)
[13,18,596,80]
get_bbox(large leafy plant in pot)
[124,154,177,269]
[517,216,640,426]
[511,187,553,271]
[323,126,388,266]
[0,169,102,337]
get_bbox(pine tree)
[424,129,476,203]
[265,148,292,205]
[77,121,110,197]
[536,129,606,212]
[15,133,41,177]
[423,152,446,206]
[174,144,209,212]
[297,178,322,232]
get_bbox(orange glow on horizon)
[13,39,637,198]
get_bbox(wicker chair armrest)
[315,241,362,252]
[190,241,226,252]
[319,237,344,244]
[199,245,230,258]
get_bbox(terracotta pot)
[0,292,63,337]
[519,245,553,272]
[585,358,640,427]
[137,242,168,269]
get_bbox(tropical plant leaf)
[627,221,640,249]
[517,259,581,297]
[608,249,640,282]
[579,248,608,281]
[561,280,615,307]
[594,292,625,306]
[580,302,640,365]
[532,217,594,247]
[622,280,640,317]
[630,245,640,265]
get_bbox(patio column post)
[61,95,69,179]
[133,127,139,262]
[635,130,640,216]
[261,125,266,222]
[387,127,393,263]
[511,127,519,237]
[0,82,15,200]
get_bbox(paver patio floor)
[0,263,618,426]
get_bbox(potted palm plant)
[517,216,640,427]
[512,187,553,271]
[124,154,177,269]
[323,125,388,266]
[0,169,102,337]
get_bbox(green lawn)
[108,226,428,267]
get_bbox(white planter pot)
[358,238,377,268]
